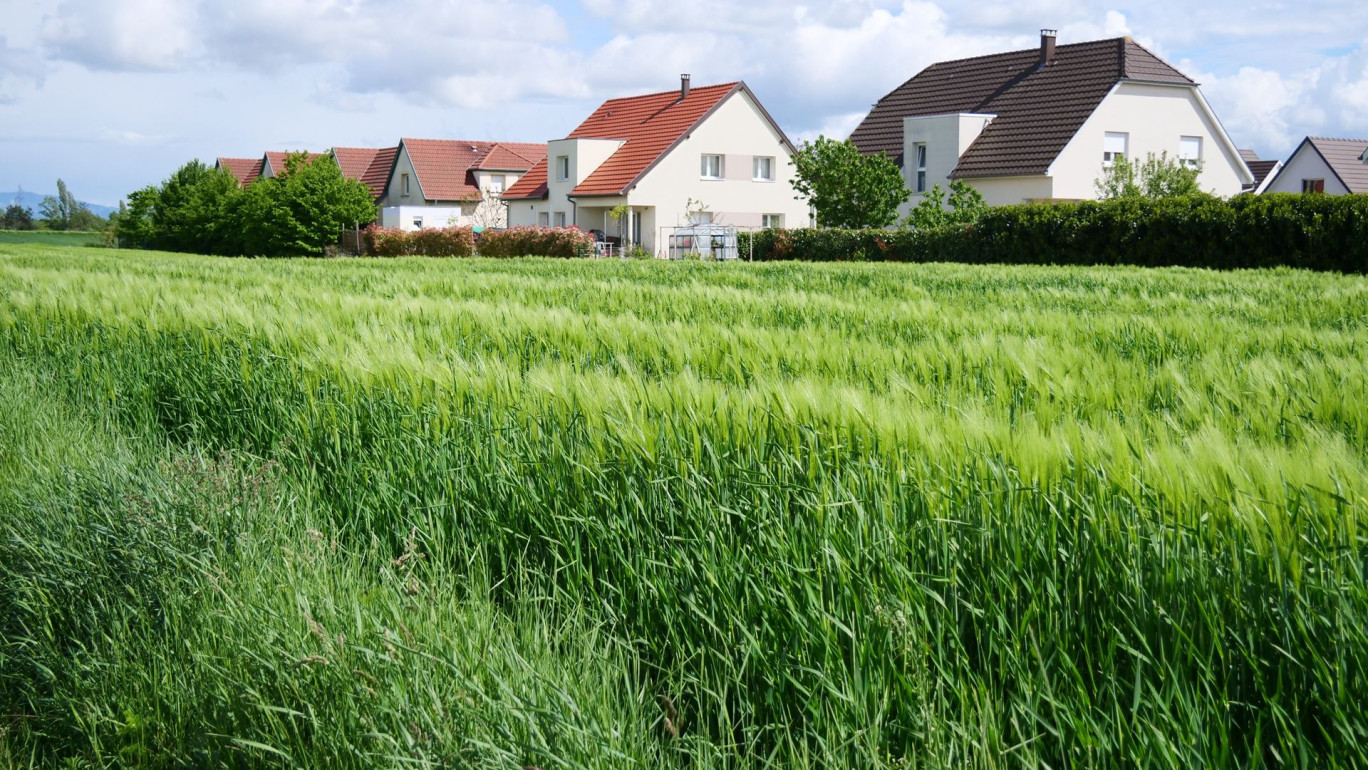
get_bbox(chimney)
[1040,29,1057,67]
[680,74,691,100]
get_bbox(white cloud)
[43,0,199,71]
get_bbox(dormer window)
[1360,148,1368,163]
[1103,132,1128,166]
[555,156,570,182]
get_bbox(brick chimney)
[1040,29,1057,67]
[681,74,691,100]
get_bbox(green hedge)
[477,226,597,258]
[738,194,1368,272]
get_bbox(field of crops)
[0,229,103,247]
[1,244,1365,767]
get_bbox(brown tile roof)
[1305,137,1368,193]
[332,146,399,199]
[216,157,263,187]
[1238,148,1261,164]
[1245,159,1279,190]
[849,37,1195,178]
[402,139,544,201]
[263,151,325,176]
[474,142,546,171]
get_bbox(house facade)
[1264,137,1368,194]
[850,32,1254,211]
[375,139,544,230]
[502,77,809,256]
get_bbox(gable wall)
[1049,82,1247,199]
[1264,146,1352,194]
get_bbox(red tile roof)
[402,139,545,201]
[850,37,1195,178]
[505,81,790,200]
[216,157,264,187]
[332,146,400,199]
[263,151,325,176]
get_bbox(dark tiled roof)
[1307,137,1368,193]
[849,37,1194,178]
[1245,159,1279,190]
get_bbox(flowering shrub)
[361,225,475,257]
[477,226,597,258]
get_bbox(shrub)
[477,226,596,258]
[361,225,475,257]
[737,194,1368,272]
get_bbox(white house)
[1264,137,1368,194]
[502,77,810,256]
[376,138,545,230]
[849,31,1254,210]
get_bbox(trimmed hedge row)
[477,226,597,258]
[739,194,1368,272]
[363,225,476,257]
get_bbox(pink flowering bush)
[477,226,596,258]
[361,225,475,257]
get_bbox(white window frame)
[412,216,422,229]
[490,174,506,193]
[553,211,567,227]
[762,213,783,228]
[555,156,570,182]
[1179,136,1202,169]
[914,143,927,193]
[700,154,723,180]
[753,156,774,182]
[538,211,550,227]
[1103,132,1128,166]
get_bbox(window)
[538,211,550,227]
[630,210,642,244]
[762,213,783,228]
[914,143,927,193]
[555,156,570,182]
[701,154,723,180]
[553,211,567,227]
[490,174,506,193]
[412,216,423,229]
[1103,132,1128,166]
[1179,136,1202,168]
[1302,179,1325,194]
[753,156,774,181]
[402,173,411,195]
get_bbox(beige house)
[377,139,545,230]
[850,31,1254,210]
[1264,137,1368,194]
[502,77,809,256]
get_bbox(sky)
[1,0,1366,206]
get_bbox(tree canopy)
[790,136,909,229]
[1096,152,1204,199]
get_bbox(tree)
[901,180,988,230]
[38,178,90,230]
[1095,152,1203,199]
[1,204,34,230]
[233,152,376,256]
[790,136,909,229]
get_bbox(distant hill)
[0,191,117,219]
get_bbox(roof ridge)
[1309,135,1368,142]
[922,36,1128,71]
[597,80,740,106]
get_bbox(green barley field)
[1,244,1365,767]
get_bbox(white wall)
[1264,145,1351,194]
[966,176,1054,206]
[901,113,994,215]
[1049,82,1249,199]
[630,89,809,253]
[380,205,480,231]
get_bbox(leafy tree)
[38,179,89,230]
[1096,152,1203,199]
[902,180,988,229]
[1,204,34,230]
[790,135,909,229]
[114,186,162,249]
[152,161,242,253]
[232,152,376,256]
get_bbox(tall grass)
[1,243,1366,766]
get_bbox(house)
[849,31,1254,210]
[1237,149,1282,194]
[376,139,545,230]
[1264,137,1368,194]
[261,151,325,179]
[331,146,400,201]
[502,76,809,256]
[215,157,264,187]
